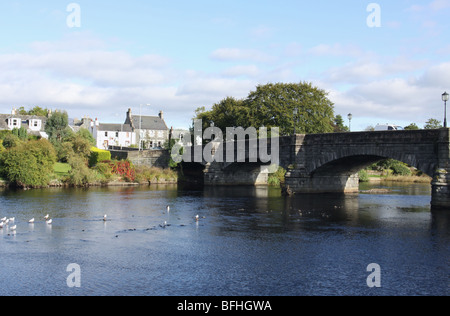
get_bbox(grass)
[383,175,432,183]
[53,162,72,176]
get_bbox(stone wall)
[110,148,170,168]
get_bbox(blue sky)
[0,0,449,130]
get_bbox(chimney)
[159,110,164,120]
[11,108,16,115]
[95,118,99,126]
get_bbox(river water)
[0,182,448,296]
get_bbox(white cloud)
[210,48,275,63]
[308,43,363,58]
[222,65,260,78]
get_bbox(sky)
[0,0,449,131]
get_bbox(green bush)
[268,166,286,187]
[89,147,111,167]
[359,169,370,182]
[0,139,57,187]
[67,154,95,186]
[390,161,412,176]
[94,162,113,180]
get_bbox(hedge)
[89,147,111,167]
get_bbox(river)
[0,182,448,296]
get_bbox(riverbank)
[365,175,432,183]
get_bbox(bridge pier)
[204,162,269,186]
[431,168,450,209]
[284,170,359,194]
[431,129,450,209]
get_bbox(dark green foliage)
[45,111,71,142]
[2,134,20,149]
[12,127,28,140]
[0,139,57,187]
[196,82,335,136]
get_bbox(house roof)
[97,123,134,132]
[131,116,168,131]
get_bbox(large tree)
[195,82,335,135]
[45,111,71,142]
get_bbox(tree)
[12,127,28,140]
[195,82,335,136]
[76,128,96,146]
[333,115,349,132]
[404,123,419,130]
[424,118,442,129]
[45,111,70,142]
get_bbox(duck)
[195,215,199,222]
[166,206,170,212]
[28,218,35,223]
[44,214,50,220]
[46,219,53,225]
[103,215,107,222]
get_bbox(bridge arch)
[285,129,450,208]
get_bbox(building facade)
[124,108,169,149]
[90,119,136,150]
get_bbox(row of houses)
[0,107,182,150]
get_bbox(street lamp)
[348,113,353,132]
[139,103,151,151]
[442,92,449,128]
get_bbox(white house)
[91,119,136,150]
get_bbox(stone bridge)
[180,129,450,209]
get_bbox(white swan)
[10,225,17,231]
[44,214,50,220]
[0,222,4,229]
[29,218,35,223]
[103,214,107,221]
[46,219,52,225]
[9,217,15,222]
[195,215,199,221]
[1,217,6,222]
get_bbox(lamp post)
[139,103,151,151]
[443,92,449,128]
[348,113,353,132]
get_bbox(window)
[105,132,108,137]
[34,121,38,127]
[116,132,119,137]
